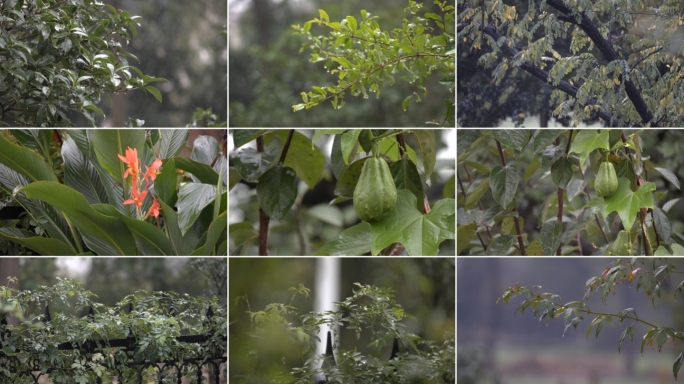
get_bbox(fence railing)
[0,303,227,384]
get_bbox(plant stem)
[257,136,270,256]
[279,129,295,165]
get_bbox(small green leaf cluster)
[501,258,684,380]
[0,0,166,126]
[232,283,454,383]
[292,1,454,126]
[230,129,454,256]
[0,277,226,384]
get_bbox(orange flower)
[145,197,161,219]
[123,187,148,208]
[117,147,140,179]
[144,159,163,182]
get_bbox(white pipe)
[313,257,340,366]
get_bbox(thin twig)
[257,136,269,256]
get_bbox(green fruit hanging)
[595,161,618,198]
[353,156,397,221]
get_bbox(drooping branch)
[545,0,657,127]
[481,24,619,127]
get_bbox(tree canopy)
[458,0,684,127]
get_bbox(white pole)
[313,257,340,369]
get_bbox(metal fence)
[0,303,227,384]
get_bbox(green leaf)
[602,178,656,230]
[232,129,268,148]
[21,181,136,255]
[569,129,610,167]
[265,131,325,189]
[256,165,297,222]
[176,183,217,236]
[306,205,344,227]
[92,204,174,256]
[412,129,436,180]
[201,211,227,256]
[157,129,188,159]
[457,223,477,255]
[464,178,489,210]
[312,129,347,148]
[341,129,361,165]
[486,235,516,256]
[533,129,562,154]
[316,222,372,256]
[319,9,329,22]
[10,129,52,161]
[369,190,454,256]
[652,208,671,245]
[0,228,77,256]
[334,157,366,198]
[154,159,177,207]
[229,222,257,249]
[92,129,145,189]
[173,157,220,185]
[674,353,683,380]
[492,130,531,153]
[551,157,573,188]
[607,231,632,256]
[0,134,58,182]
[143,86,162,102]
[653,167,681,190]
[490,165,518,210]
[159,199,199,255]
[346,16,357,32]
[389,157,425,212]
[540,220,563,255]
[231,137,281,182]
[191,135,220,166]
[62,135,108,205]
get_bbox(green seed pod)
[595,161,618,198]
[353,156,397,221]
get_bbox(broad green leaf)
[674,353,683,380]
[154,159,177,207]
[306,205,344,227]
[316,222,372,256]
[199,211,227,256]
[457,223,477,255]
[229,166,242,191]
[369,190,454,256]
[231,137,281,182]
[229,222,257,249]
[331,134,347,179]
[412,129,436,180]
[490,165,518,210]
[492,130,530,153]
[526,238,543,256]
[265,130,325,189]
[93,204,174,256]
[653,167,681,190]
[92,129,145,189]
[312,129,347,148]
[0,228,77,256]
[62,135,108,205]
[159,199,199,255]
[464,178,489,210]
[173,157,220,185]
[0,134,57,182]
[461,161,491,175]
[157,129,188,159]
[540,220,563,255]
[346,15,357,31]
[608,230,632,256]
[232,129,268,148]
[485,235,516,256]
[457,130,480,160]
[443,174,455,198]
[10,129,52,161]
[652,208,671,245]
[540,144,565,168]
[390,157,424,212]
[191,135,220,166]
[176,183,217,236]
[79,130,125,212]
[256,165,297,221]
[569,129,610,167]
[379,137,418,164]
[533,129,562,154]
[21,181,135,255]
[551,157,573,188]
[334,157,367,198]
[0,164,75,248]
[602,179,656,230]
[319,9,329,22]
[145,85,162,102]
[566,179,585,202]
[341,129,361,165]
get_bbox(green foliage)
[0,0,166,126]
[0,277,226,384]
[500,258,684,380]
[458,0,684,126]
[231,283,454,383]
[0,129,227,255]
[458,129,683,255]
[293,1,455,126]
[230,129,454,256]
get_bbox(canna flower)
[117,147,140,179]
[123,186,148,208]
[145,197,161,219]
[144,159,163,183]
